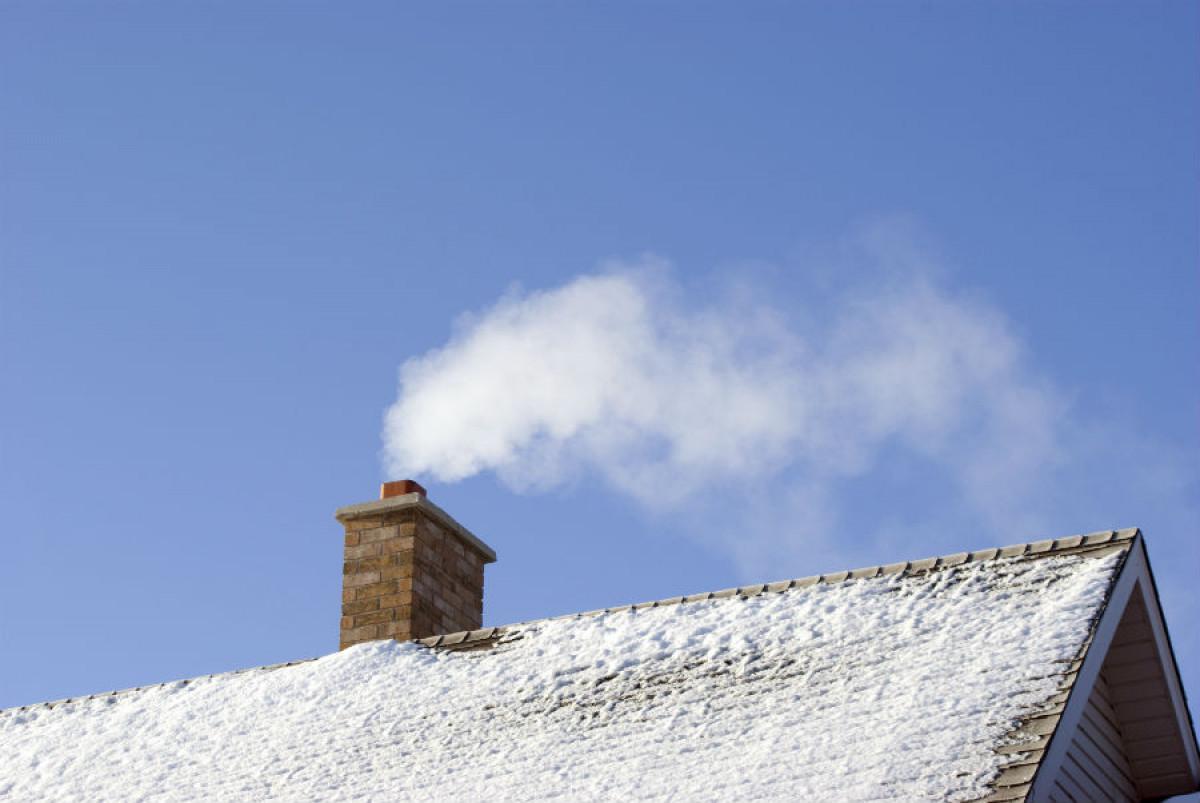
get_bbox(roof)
[1,528,1196,801]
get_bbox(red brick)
[378,592,412,609]
[354,580,399,599]
[379,621,412,639]
[344,571,380,588]
[381,564,413,581]
[382,604,413,622]
[360,525,403,544]
[342,598,379,616]
[381,535,416,553]
[344,542,382,560]
[353,608,395,627]
[341,624,378,644]
[347,556,384,574]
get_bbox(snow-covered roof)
[2,528,1194,801]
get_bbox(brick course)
[335,493,495,650]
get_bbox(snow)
[0,551,1121,802]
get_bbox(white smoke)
[382,258,1062,523]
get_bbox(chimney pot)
[380,479,426,499]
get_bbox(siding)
[1045,673,1138,802]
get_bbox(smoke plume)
[382,258,1062,524]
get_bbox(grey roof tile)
[1020,714,1061,737]
[995,734,1050,755]
[1081,529,1115,545]
[981,782,1031,802]
[907,557,937,572]
[993,762,1039,785]
[940,552,969,567]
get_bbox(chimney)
[334,480,497,649]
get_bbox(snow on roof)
[0,536,1130,802]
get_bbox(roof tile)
[980,783,1031,802]
[993,762,1039,785]
[907,557,937,572]
[940,552,969,567]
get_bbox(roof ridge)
[3,527,1139,712]
[416,528,1140,649]
[2,658,319,715]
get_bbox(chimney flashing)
[335,493,496,563]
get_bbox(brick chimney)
[335,480,497,650]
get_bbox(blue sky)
[1,0,1197,733]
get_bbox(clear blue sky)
[2,0,1197,732]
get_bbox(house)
[1,482,1196,801]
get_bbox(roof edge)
[416,527,1140,649]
